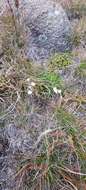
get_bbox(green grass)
[69,1,86,17]
[38,71,63,88]
[72,33,81,46]
[55,107,78,134]
[78,61,86,69]
[55,108,75,126]
[14,104,86,190]
[75,60,86,78]
[34,71,63,98]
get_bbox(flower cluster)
[26,78,36,95]
[53,87,61,95]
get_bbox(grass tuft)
[75,60,86,78]
[33,71,63,99]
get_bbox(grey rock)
[4,112,57,155]
[20,0,72,63]
[0,0,72,63]
[5,124,33,155]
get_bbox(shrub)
[48,52,72,71]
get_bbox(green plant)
[34,71,63,98]
[38,71,63,88]
[79,61,86,69]
[72,33,81,46]
[69,1,86,18]
[75,61,86,78]
[55,107,78,133]
[15,127,71,188]
[15,119,85,190]
[48,52,72,71]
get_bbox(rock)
[0,0,6,16]
[4,124,33,155]
[4,112,57,156]
[20,0,72,63]
[0,0,72,63]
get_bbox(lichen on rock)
[19,0,72,63]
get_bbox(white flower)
[53,87,58,94]
[31,82,36,87]
[57,89,61,94]
[26,78,30,82]
[28,90,32,95]
[53,87,61,94]
[29,85,32,90]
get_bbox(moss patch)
[48,53,72,71]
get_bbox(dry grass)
[13,110,86,190]
[0,2,86,190]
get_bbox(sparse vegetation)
[75,60,86,78]
[55,107,76,128]
[14,106,86,190]
[0,0,86,190]
[68,0,86,18]
[72,33,81,47]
